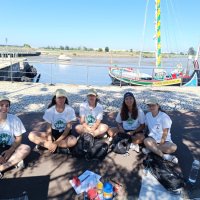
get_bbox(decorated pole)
[156,0,161,68]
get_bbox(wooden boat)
[109,0,200,87]
[109,66,200,86]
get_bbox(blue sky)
[0,0,199,52]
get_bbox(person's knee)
[144,138,152,146]
[100,124,109,133]
[171,143,177,152]
[75,125,82,133]
[28,132,35,142]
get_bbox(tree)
[60,46,64,50]
[105,47,109,52]
[98,48,103,52]
[23,44,31,48]
[130,49,133,52]
[188,47,196,55]
[65,46,69,50]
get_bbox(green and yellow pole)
[156,0,161,68]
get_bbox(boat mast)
[155,0,161,68]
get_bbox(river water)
[26,55,191,86]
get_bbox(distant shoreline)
[38,49,187,59]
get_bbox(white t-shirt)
[0,114,26,146]
[79,102,103,126]
[116,107,145,130]
[43,105,76,132]
[145,111,172,143]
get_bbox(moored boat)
[58,55,72,61]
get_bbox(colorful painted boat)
[109,0,200,87]
[109,66,200,86]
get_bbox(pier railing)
[0,59,198,86]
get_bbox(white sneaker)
[108,137,113,142]
[15,160,25,169]
[142,148,151,155]
[163,154,178,164]
[130,143,140,153]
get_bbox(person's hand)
[48,142,58,153]
[1,149,14,162]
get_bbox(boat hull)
[109,67,199,86]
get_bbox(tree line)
[43,46,110,52]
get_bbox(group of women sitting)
[0,88,178,178]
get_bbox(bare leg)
[28,131,54,149]
[75,124,86,135]
[93,123,108,137]
[144,137,163,157]
[132,132,145,144]
[107,127,119,137]
[57,135,77,148]
[158,142,177,154]
[0,144,30,172]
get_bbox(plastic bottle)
[188,159,200,184]
[97,181,103,194]
[103,182,113,200]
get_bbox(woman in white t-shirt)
[143,97,178,163]
[29,89,77,153]
[0,95,30,178]
[75,88,108,137]
[108,92,145,152]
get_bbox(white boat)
[58,55,72,61]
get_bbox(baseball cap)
[146,97,158,105]
[124,92,134,100]
[0,95,10,103]
[55,89,68,98]
[87,88,98,97]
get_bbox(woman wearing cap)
[0,95,30,178]
[108,92,145,152]
[143,97,178,163]
[75,88,108,137]
[28,89,77,153]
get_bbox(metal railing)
[0,58,199,86]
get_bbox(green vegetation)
[188,47,196,55]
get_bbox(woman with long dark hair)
[0,95,30,178]
[28,89,77,153]
[108,92,145,152]
[143,97,178,163]
[75,88,108,137]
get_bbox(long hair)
[158,105,166,113]
[120,96,138,120]
[48,96,69,108]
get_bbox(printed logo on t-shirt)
[86,114,96,126]
[127,118,135,125]
[0,132,11,146]
[54,118,66,131]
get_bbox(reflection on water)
[27,55,192,86]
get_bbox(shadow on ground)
[0,109,200,199]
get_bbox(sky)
[0,0,199,53]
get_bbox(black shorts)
[51,129,72,141]
[0,145,10,155]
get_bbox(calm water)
[27,55,191,86]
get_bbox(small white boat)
[58,55,72,61]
